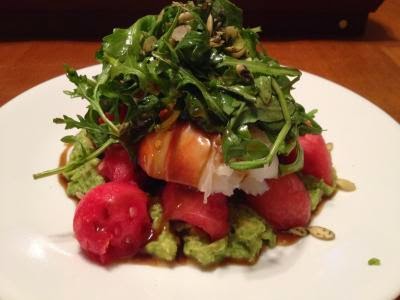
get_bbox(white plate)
[0,65,399,300]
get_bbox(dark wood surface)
[0,0,384,37]
[0,0,399,123]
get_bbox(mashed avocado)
[63,130,105,197]
[300,175,336,210]
[145,203,179,261]
[145,202,276,266]
[226,205,276,262]
[146,229,179,262]
[183,205,276,266]
[183,235,228,266]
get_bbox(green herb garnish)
[33,0,321,179]
[368,258,381,266]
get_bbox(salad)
[34,0,343,266]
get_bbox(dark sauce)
[58,145,79,202]
[58,145,335,267]
[277,232,300,246]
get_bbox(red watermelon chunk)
[162,183,229,240]
[73,181,151,264]
[247,174,311,231]
[299,134,333,185]
[98,144,136,182]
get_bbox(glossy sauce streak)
[58,145,78,201]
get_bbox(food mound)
[34,0,339,266]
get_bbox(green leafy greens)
[33,0,321,180]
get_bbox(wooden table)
[0,0,399,124]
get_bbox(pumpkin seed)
[209,31,224,47]
[178,12,193,24]
[236,64,252,82]
[225,36,246,58]
[224,26,238,40]
[231,48,246,58]
[171,25,191,42]
[288,227,309,237]
[336,178,356,192]
[235,63,246,75]
[210,37,224,48]
[207,14,213,34]
[308,226,335,241]
[143,36,157,53]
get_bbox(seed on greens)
[171,25,191,42]
[223,26,238,40]
[336,178,356,192]
[225,45,246,58]
[288,227,309,237]
[178,12,194,24]
[225,36,246,58]
[143,36,157,53]
[235,64,252,82]
[207,14,214,34]
[231,48,246,58]
[210,37,224,48]
[308,226,335,241]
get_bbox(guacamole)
[63,130,105,197]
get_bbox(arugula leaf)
[211,0,243,27]
[101,15,157,63]
[279,142,304,176]
[175,11,211,67]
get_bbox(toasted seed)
[207,14,213,34]
[308,226,335,241]
[236,64,252,82]
[224,45,238,53]
[209,38,224,48]
[326,142,334,152]
[171,25,191,42]
[225,36,246,58]
[178,12,193,24]
[336,178,356,191]
[143,36,157,53]
[224,26,238,40]
[215,20,223,30]
[236,63,246,75]
[231,47,246,58]
[288,227,309,237]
